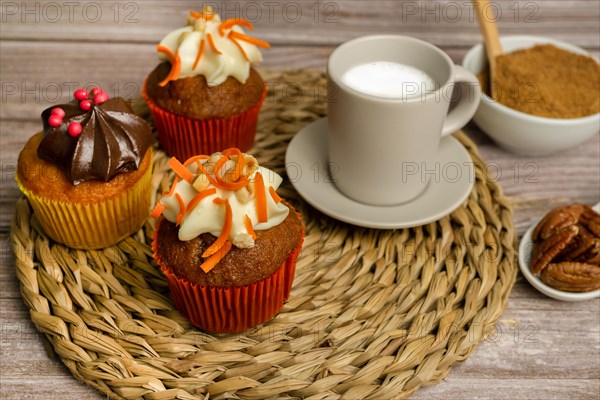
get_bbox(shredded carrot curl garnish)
[150,203,166,219]
[222,148,242,157]
[183,154,209,167]
[229,37,249,61]
[254,172,268,223]
[157,45,180,87]
[156,45,175,59]
[233,152,245,181]
[190,10,215,21]
[202,198,232,258]
[269,186,281,204]
[206,33,222,54]
[245,214,257,240]
[158,51,181,87]
[166,177,180,197]
[195,160,220,187]
[168,157,194,184]
[213,155,250,190]
[175,193,185,225]
[216,178,249,191]
[182,150,252,191]
[171,52,182,79]
[193,39,206,71]
[214,155,230,183]
[186,188,217,212]
[228,31,270,48]
[221,149,245,181]
[223,147,244,177]
[218,18,254,36]
[200,241,232,273]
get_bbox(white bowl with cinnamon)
[463,36,599,156]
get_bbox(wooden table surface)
[1,1,599,399]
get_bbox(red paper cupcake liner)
[152,218,304,333]
[142,81,267,160]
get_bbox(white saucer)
[285,118,475,229]
[518,202,600,302]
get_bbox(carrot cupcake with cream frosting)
[151,148,304,333]
[144,7,269,159]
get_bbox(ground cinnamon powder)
[483,44,600,118]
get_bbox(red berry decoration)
[74,88,88,101]
[67,122,83,137]
[80,100,93,111]
[90,87,102,96]
[48,115,62,127]
[93,91,110,104]
[51,107,65,118]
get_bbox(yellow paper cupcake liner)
[16,154,153,249]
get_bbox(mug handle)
[441,65,482,137]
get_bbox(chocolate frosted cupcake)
[16,87,154,249]
[151,149,304,333]
[143,7,269,159]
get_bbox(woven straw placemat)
[11,69,517,400]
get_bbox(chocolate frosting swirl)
[38,98,153,185]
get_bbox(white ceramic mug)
[327,35,481,205]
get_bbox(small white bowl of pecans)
[519,203,600,301]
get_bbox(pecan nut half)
[574,238,600,265]
[580,205,600,237]
[539,262,600,292]
[558,232,597,262]
[531,225,578,275]
[531,204,584,241]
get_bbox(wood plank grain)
[1,377,101,400]
[0,41,332,120]
[0,41,491,121]
[2,376,597,400]
[2,40,599,121]
[2,1,599,48]
[414,378,599,400]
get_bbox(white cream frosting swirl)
[155,151,289,248]
[157,9,264,86]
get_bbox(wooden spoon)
[472,0,503,99]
